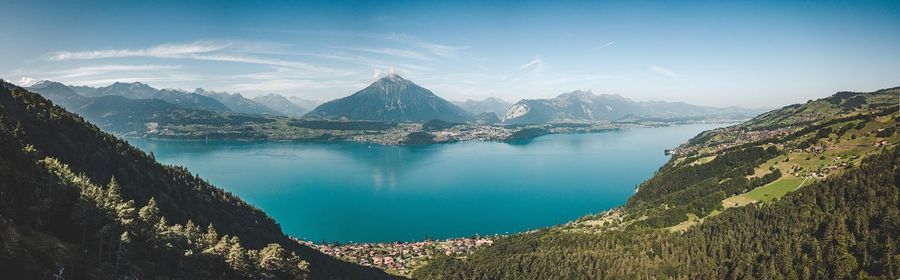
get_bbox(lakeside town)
[298,236,497,276]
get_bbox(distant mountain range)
[304,74,473,122]
[73,82,231,112]
[454,97,512,115]
[193,88,281,115]
[23,77,761,131]
[67,81,319,117]
[25,80,332,133]
[253,93,319,116]
[502,90,763,124]
[26,81,237,132]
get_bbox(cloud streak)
[47,64,183,79]
[45,41,346,75]
[48,41,229,61]
[342,47,434,61]
[590,41,616,52]
[519,57,542,70]
[650,65,678,79]
[383,33,470,57]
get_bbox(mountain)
[0,80,392,279]
[26,81,200,132]
[26,80,85,105]
[502,90,761,124]
[415,87,900,279]
[25,81,282,135]
[474,112,501,124]
[289,96,321,111]
[304,74,473,122]
[75,82,231,112]
[194,88,281,115]
[253,94,315,116]
[454,97,512,115]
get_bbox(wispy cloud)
[342,47,434,61]
[16,77,39,87]
[241,29,470,58]
[47,64,182,79]
[46,40,344,75]
[590,41,616,52]
[189,53,341,73]
[519,57,542,70]
[416,42,469,57]
[48,41,229,61]
[302,52,434,75]
[384,33,470,57]
[650,65,678,79]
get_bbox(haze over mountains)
[253,93,319,116]
[72,82,232,112]
[26,80,194,132]
[193,88,282,115]
[503,90,762,124]
[454,97,513,115]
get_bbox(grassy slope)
[743,177,805,201]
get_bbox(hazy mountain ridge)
[26,81,213,132]
[194,88,282,115]
[454,97,512,115]
[74,82,232,112]
[502,90,762,124]
[304,74,473,122]
[253,93,318,116]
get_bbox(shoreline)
[125,120,743,146]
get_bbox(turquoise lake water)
[129,123,722,243]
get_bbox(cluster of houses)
[668,127,796,157]
[801,145,826,154]
[431,124,515,142]
[300,237,495,276]
[734,127,794,143]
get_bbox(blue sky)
[1,0,898,107]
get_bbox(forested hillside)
[0,81,393,279]
[416,147,899,279]
[414,88,900,279]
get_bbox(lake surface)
[129,124,722,243]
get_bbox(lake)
[129,123,722,243]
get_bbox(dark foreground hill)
[0,80,394,279]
